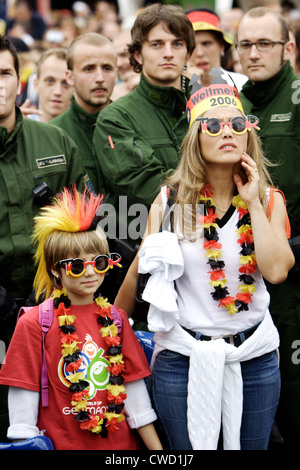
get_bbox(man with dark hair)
[0,34,86,440]
[0,33,20,74]
[236,7,300,449]
[128,3,195,75]
[93,4,195,245]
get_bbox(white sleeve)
[7,387,40,439]
[124,379,157,429]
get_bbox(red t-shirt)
[0,303,151,450]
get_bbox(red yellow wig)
[32,187,103,300]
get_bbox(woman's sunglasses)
[197,115,260,137]
[58,253,122,277]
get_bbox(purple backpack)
[18,298,53,407]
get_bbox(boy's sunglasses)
[197,115,260,137]
[58,253,122,277]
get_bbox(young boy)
[0,188,162,450]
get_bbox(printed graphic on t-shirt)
[57,334,110,399]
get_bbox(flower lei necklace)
[198,185,257,315]
[52,288,126,437]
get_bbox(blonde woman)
[115,70,294,450]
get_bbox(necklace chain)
[212,196,232,214]
[213,203,227,213]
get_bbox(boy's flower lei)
[199,185,256,315]
[52,289,126,437]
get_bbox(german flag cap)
[186,9,233,51]
[186,68,244,128]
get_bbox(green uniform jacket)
[240,62,300,220]
[93,74,189,240]
[51,96,100,194]
[0,108,86,300]
[240,62,300,447]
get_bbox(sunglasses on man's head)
[58,253,122,277]
[197,115,260,137]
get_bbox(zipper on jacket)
[133,139,145,165]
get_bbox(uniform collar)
[71,95,102,125]
[138,73,189,117]
[0,107,22,153]
[241,62,292,106]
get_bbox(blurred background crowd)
[0,0,300,108]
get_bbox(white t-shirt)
[161,187,269,336]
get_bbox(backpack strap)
[39,299,54,408]
[110,305,122,333]
[17,306,31,320]
[266,186,276,218]
[266,187,291,239]
[17,300,53,407]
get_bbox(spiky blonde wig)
[32,187,105,300]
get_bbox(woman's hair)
[32,187,108,300]
[128,3,195,73]
[165,115,275,238]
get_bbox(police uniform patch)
[36,155,66,168]
[270,113,292,122]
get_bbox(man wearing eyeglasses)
[236,7,300,450]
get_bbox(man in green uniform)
[51,33,118,194]
[93,4,195,245]
[236,7,300,448]
[0,35,86,440]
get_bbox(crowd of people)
[0,0,299,452]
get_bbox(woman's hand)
[233,152,260,209]
[233,153,295,283]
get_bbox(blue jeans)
[150,348,280,450]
